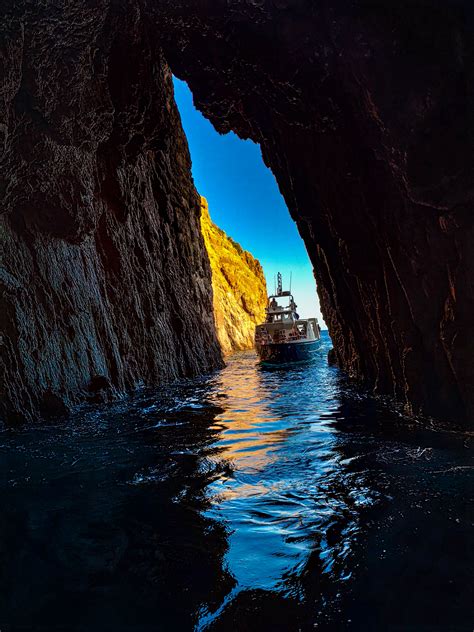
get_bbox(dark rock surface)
[154,0,474,423]
[2,1,473,423]
[0,1,222,423]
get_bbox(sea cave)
[0,2,473,630]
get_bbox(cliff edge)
[200,198,267,354]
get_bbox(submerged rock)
[200,198,267,354]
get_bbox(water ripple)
[0,333,472,631]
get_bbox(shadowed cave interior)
[1,4,473,631]
[1,1,473,426]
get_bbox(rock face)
[0,2,222,423]
[2,1,473,424]
[154,1,474,424]
[200,197,267,354]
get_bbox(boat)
[255,272,322,362]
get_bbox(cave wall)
[0,1,222,422]
[154,0,474,423]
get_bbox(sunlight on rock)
[200,197,267,354]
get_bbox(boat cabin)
[266,291,299,323]
[255,291,321,345]
[254,272,322,360]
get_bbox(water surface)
[1,333,472,630]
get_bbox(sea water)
[1,332,472,630]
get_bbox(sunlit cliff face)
[200,197,268,354]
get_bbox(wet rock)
[88,375,111,393]
[38,391,69,419]
[327,348,338,367]
[200,198,267,354]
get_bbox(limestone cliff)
[200,198,267,354]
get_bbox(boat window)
[297,323,306,334]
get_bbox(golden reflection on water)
[209,355,294,473]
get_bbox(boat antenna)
[277,272,282,296]
[290,271,292,294]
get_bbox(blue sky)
[173,78,325,326]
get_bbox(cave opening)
[2,1,472,426]
[2,4,473,626]
[173,77,327,329]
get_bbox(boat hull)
[256,339,321,363]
